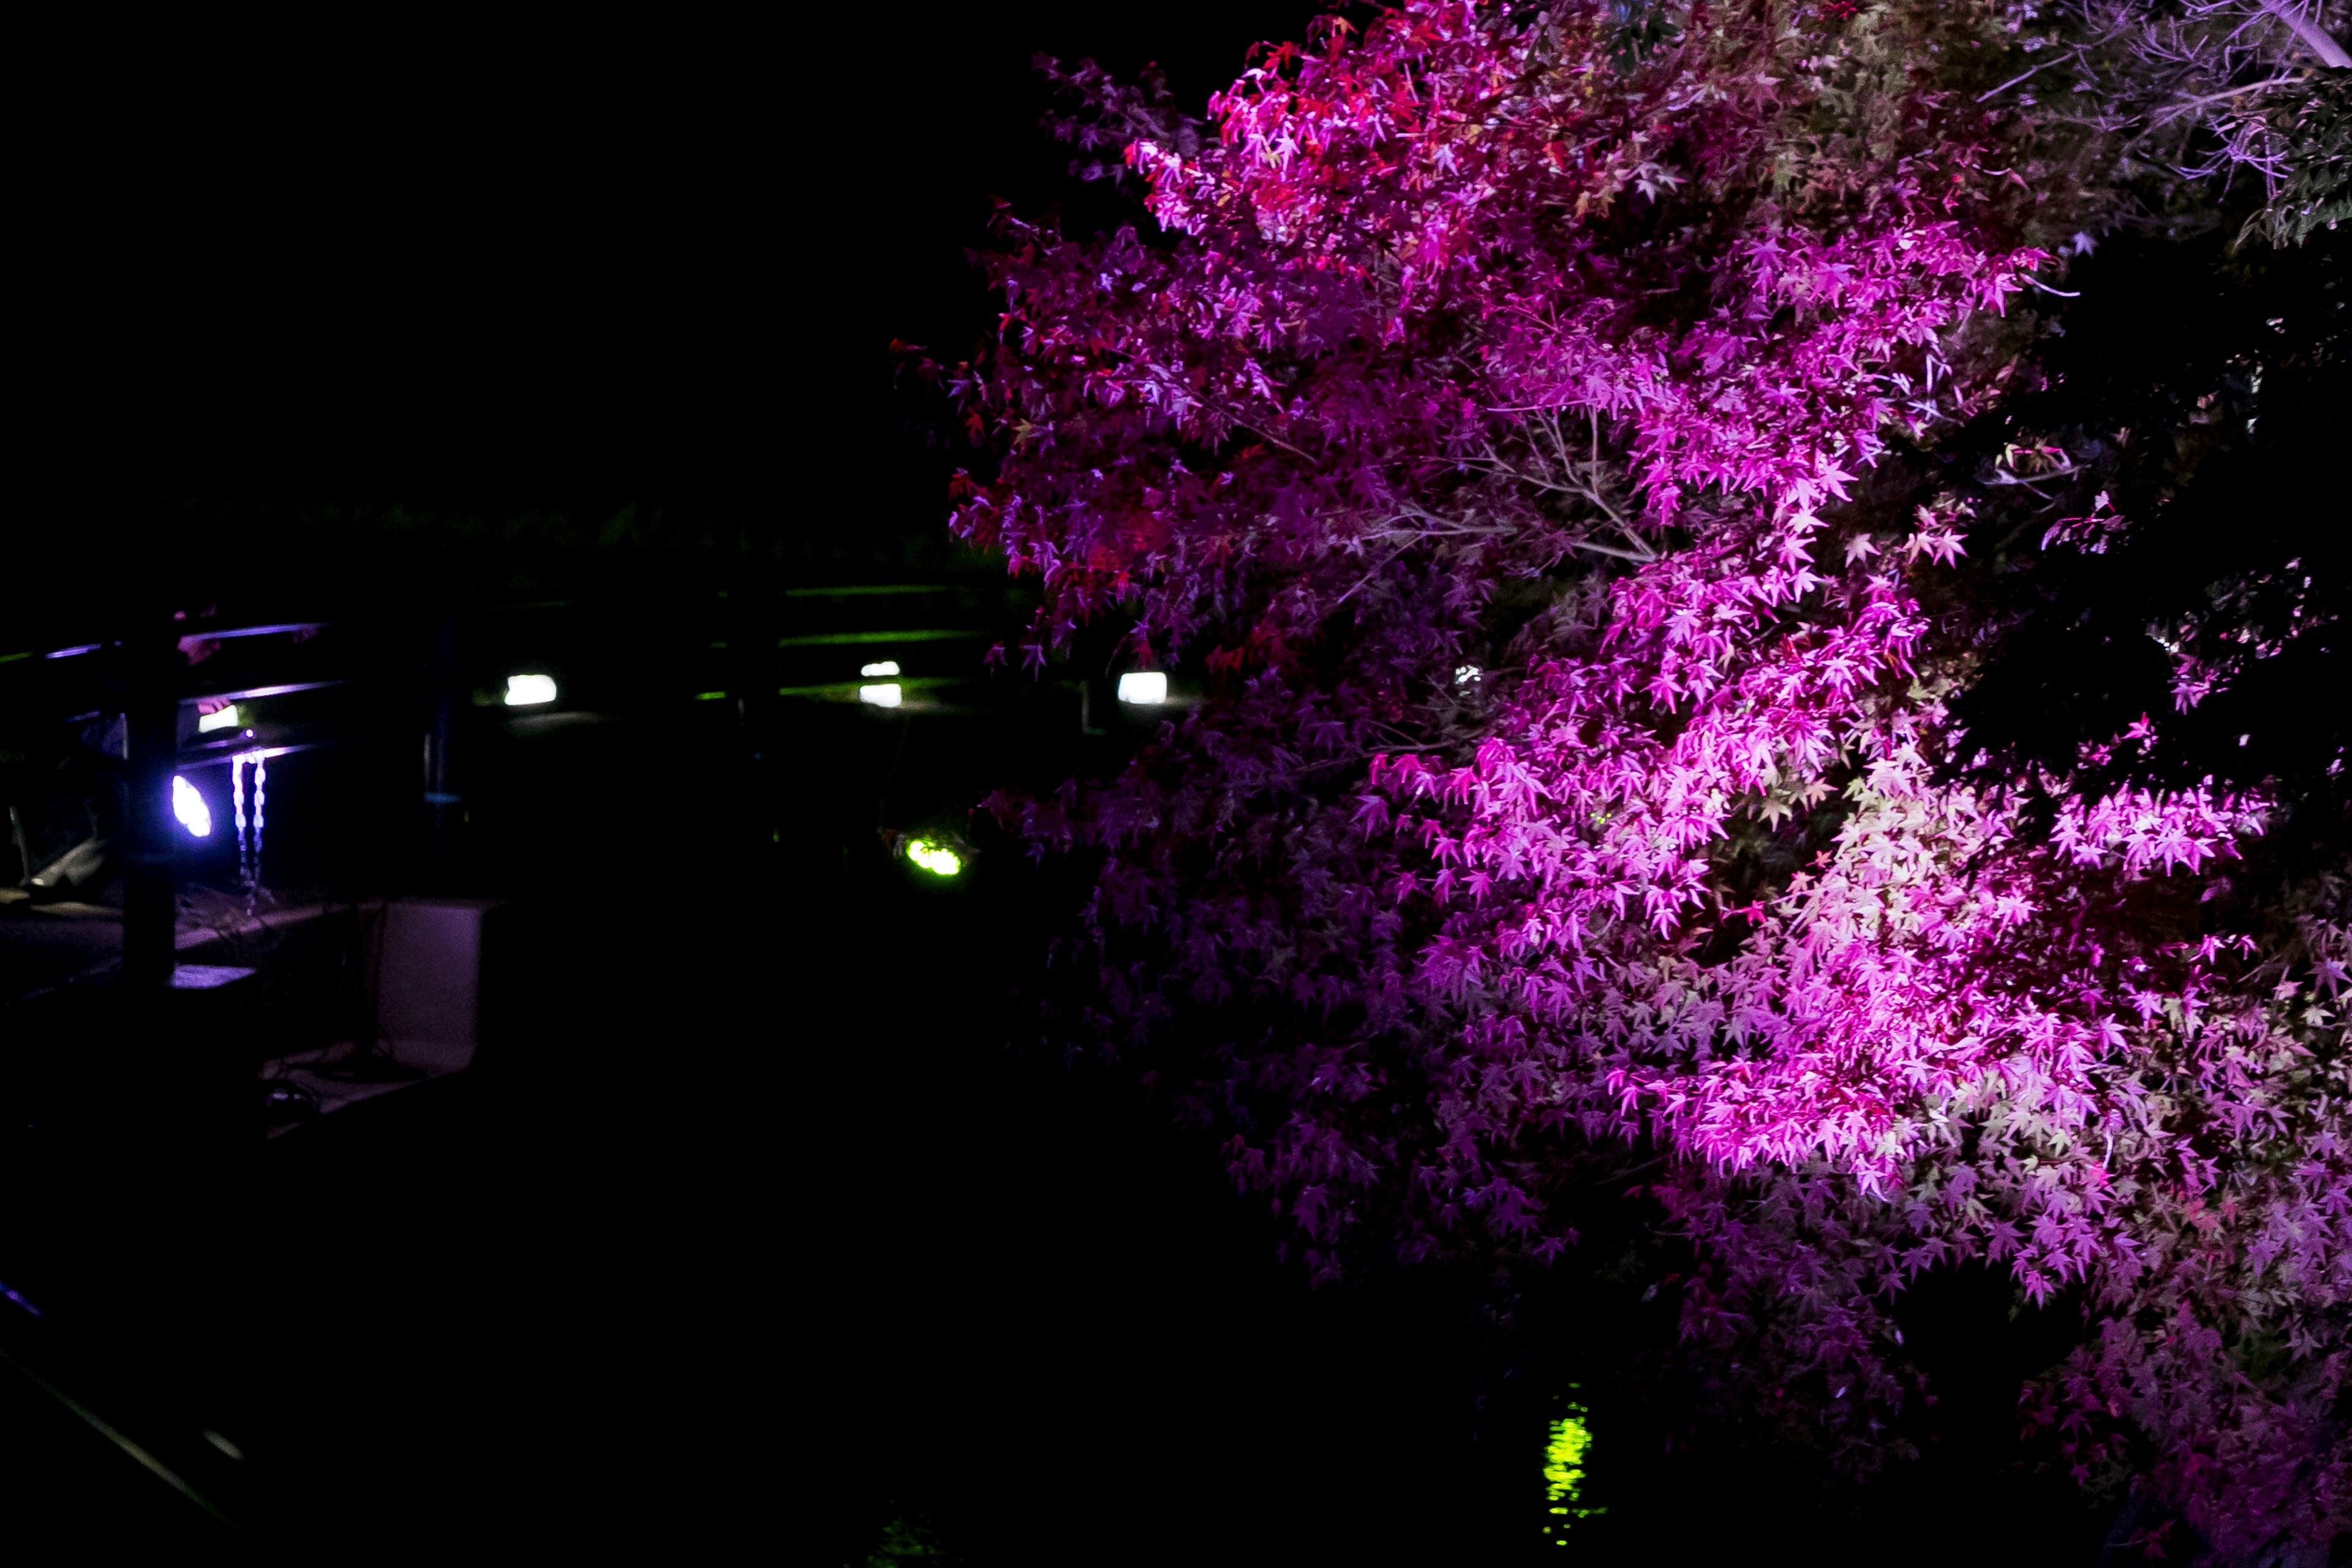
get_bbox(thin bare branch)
[2257,0,2352,67]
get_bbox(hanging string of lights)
[228,748,267,911]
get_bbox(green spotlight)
[905,839,962,876]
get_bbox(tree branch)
[2148,73,2309,123]
[2258,0,2352,69]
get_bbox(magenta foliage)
[948,2,2351,1549]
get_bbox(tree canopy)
[935,2,2351,1553]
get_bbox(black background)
[21,5,1322,553]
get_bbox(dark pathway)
[1,695,2117,1563]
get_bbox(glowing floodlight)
[197,703,241,733]
[504,674,558,706]
[1117,672,1167,705]
[906,838,962,876]
[172,775,213,838]
[860,660,900,677]
[858,683,903,708]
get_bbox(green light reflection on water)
[1542,1390,1604,1545]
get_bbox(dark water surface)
[1,690,2116,1562]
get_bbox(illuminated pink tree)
[944,2,2351,1552]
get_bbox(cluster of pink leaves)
[951,2,2352,1549]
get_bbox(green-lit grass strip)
[776,677,969,700]
[775,629,989,647]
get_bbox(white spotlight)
[860,660,901,678]
[172,775,213,838]
[1116,672,1167,705]
[859,683,903,708]
[197,703,241,733]
[504,674,558,706]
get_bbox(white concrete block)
[366,898,503,1076]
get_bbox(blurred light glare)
[505,674,558,706]
[1455,665,1481,685]
[859,683,903,708]
[907,839,962,876]
[1117,672,1167,705]
[197,703,241,733]
[172,775,212,838]
[860,660,900,677]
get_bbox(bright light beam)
[171,775,212,838]
[504,674,558,706]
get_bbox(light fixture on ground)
[504,674,557,706]
[171,775,213,838]
[859,683,902,708]
[905,839,962,876]
[1116,672,1167,705]
[860,660,900,677]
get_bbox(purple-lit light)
[172,775,212,838]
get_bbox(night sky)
[24,6,1318,537]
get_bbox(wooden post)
[423,607,459,887]
[119,622,180,995]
